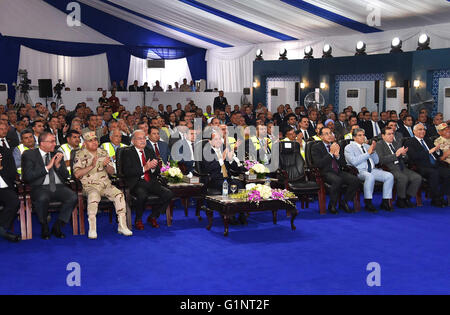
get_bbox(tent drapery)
[0,34,206,102]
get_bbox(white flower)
[255,184,272,199]
[168,167,183,178]
[246,183,256,191]
[252,163,269,174]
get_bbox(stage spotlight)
[255,49,264,61]
[355,41,367,56]
[322,44,332,58]
[279,48,288,60]
[417,33,430,50]
[304,46,314,59]
[390,37,403,53]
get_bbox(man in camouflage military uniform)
[434,123,450,166]
[73,131,132,239]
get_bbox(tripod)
[53,92,64,107]
[15,89,33,107]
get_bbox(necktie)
[1,138,7,148]
[326,145,339,173]
[154,143,163,170]
[361,145,372,173]
[408,127,413,137]
[304,130,309,140]
[140,150,151,182]
[217,150,228,178]
[46,153,56,192]
[420,139,436,166]
[389,143,404,171]
[374,122,380,136]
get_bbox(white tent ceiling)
[1,0,449,49]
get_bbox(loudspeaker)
[38,79,53,98]
[243,88,250,95]
[403,80,410,104]
[374,80,380,104]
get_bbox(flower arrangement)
[244,160,270,179]
[160,161,183,183]
[231,184,296,206]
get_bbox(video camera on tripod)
[13,69,33,106]
[54,79,65,98]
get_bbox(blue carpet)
[0,194,449,295]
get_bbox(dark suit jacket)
[6,128,19,148]
[426,124,439,138]
[0,146,17,188]
[46,128,65,146]
[213,96,228,112]
[175,139,196,174]
[22,149,70,187]
[244,114,256,126]
[201,143,241,184]
[100,134,131,145]
[121,146,159,191]
[398,125,415,138]
[128,85,140,92]
[375,140,408,172]
[146,140,170,164]
[405,137,442,169]
[311,141,346,175]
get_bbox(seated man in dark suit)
[405,123,450,207]
[398,115,415,138]
[22,132,78,239]
[376,126,422,208]
[146,126,170,165]
[201,132,245,223]
[171,128,197,174]
[0,146,21,242]
[311,127,359,214]
[121,130,174,230]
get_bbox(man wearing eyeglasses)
[22,132,78,240]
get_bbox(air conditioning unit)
[386,87,405,113]
[0,83,8,105]
[444,87,450,121]
[270,88,287,113]
[345,88,366,113]
[147,60,165,68]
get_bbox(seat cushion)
[289,181,319,191]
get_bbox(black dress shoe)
[405,196,416,208]
[431,199,444,208]
[328,204,338,215]
[3,232,21,243]
[396,198,407,208]
[51,222,66,239]
[339,201,353,213]
[238,213,248,225]
[364,200,378,213]
[380,200,394,212]
[229,216,239,225]
[41,224,51,240]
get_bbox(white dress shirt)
[39,149,62,185]
[0,138,9,149]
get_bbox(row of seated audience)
[0,94,449,243]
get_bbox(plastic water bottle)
[265,177,271,186]
[222,179,229,197]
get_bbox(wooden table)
[204,195,298,236]
[166,182,204,226]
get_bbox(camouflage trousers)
[84,185,126,217]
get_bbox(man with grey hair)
[121,130,174,230]
[344,128,394,212]
[405,123,449,207]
